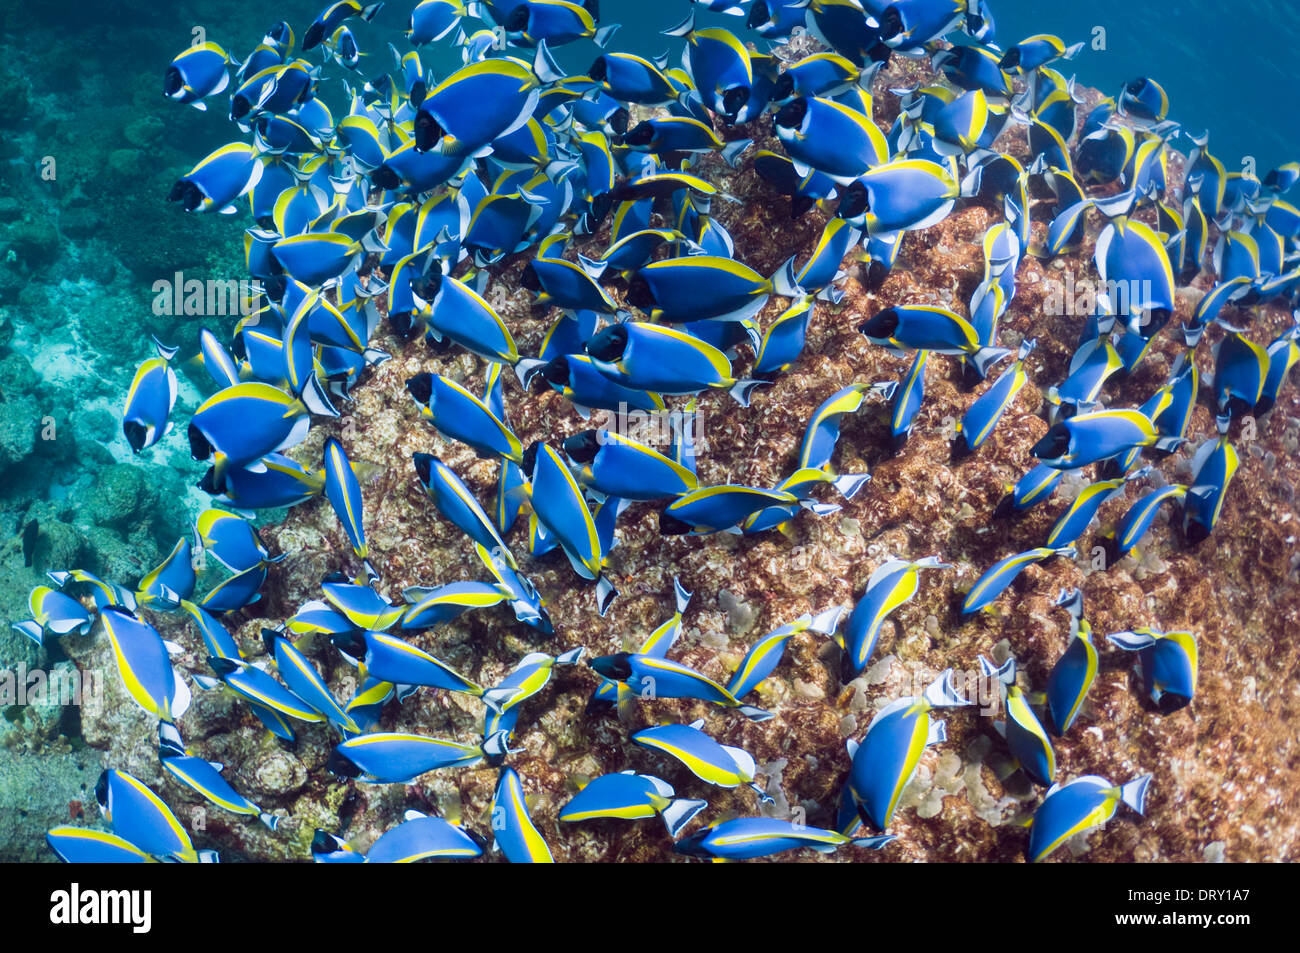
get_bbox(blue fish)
[123,339,180,453]
[962,546,1076,614]
[861,304,1009,378]
[492,767,553,862]
[839,670,972,833]
[96,769,211,863]
[329,731,505,782]
[1027,774,1151,862]
[841,556,951,680]
[957,339,1035,453]
[676,816,894,861]
[367,810,486,862]
[98,606,190,724]
[1041,588,1098,736]
[559,771,707,838]
[163,41,230,110]
[632,719,771,800]
[1107,627,1197,712]
[981,656,1056,787]
[407,372,524,463]
[158,724,279,830]
[589,654,770,721]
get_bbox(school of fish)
[21,0,1300,862]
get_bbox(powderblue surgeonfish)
[962,546,1076,614]
[628,256,773,325]
[588,578,690,717]
[99,606,191,724]
[168,142,263,214]
[329,730,508,782]
[980,655,1056,787]
[492,767,553,863]
[1044,467,1151,549]
[1041,588,1098,736]
[838,669,972,834]
[188,382,311,485]
[164,41,231,110]
[1108,483,1188,557]
[303,1,384,50]
[366,809,486,862]
[414,452,517,567]
[330,628,484,697]
[1031,408,1180,470]
[773,96,888,186]
[727,608,844,702]
[860,304,1009,379]
[1183,422,1239,544]
[1026,773,1151,863]
[123,339,180,453]
[839,556,951,680]
[559,771,707,838]
[676,816,894,861]
[585,322,765,406]
[11,586,92,646]
[561,429,697,502]
[956,339,1035,454]
[407,372,524,463]
[1107,627,1197,712]
[262,629,360,733]
[46,827,154,864]
[631,719,771,801]
[839,159,961,237]
[323,438,374,581]
[888,351,926,450]
[590,651,771,722]
[158,724,279,830]
[96,768,212,864]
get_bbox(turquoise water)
[0,0,1292,860]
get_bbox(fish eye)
[589,652,633,680]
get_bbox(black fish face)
[124,420,148,454]
[747,1,771,29]
[658,510,694,535]
[877,5,904,41]
[504,6,530,30]
[623,121,655,148]
[302,23,325,51]
[371,164,401,191]
[585,323,628,362]
[858,307,899,340]
[771,72,795,103]
[562,430,601,464]
[624,275,654,309]
[413,109,445,152]
[168,180,204,212]
[520,261,542,292]
[311,830,348,856]
[94,771,109,810]
[588,56,608,83]
[997,47,1021,71]
[722,85,751,119]
[412,452,434,486]
[1031,424,1071,461]
[405,373,433,406]
[521,441,543,480]
[672,830,715,859]
[588,652,633,681]
[187,422,212,461]
[328,630,367,658]
[774,98,808,131]
[838,181,870,220]
[540,355,570,387]
[163,66,184,97]
[609,107,629,137]
[326,749,361,779]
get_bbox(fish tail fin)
[771,257,804,298]
[596,576,618,617]
[662,10,695,37]
[660,797,708,838]
[594,23,621,48]
[978,653,1016,687]
[514,357,546,389]
[923,668,973,708]
[533,40,566,83]
[739,705,774,722]
[259,811,280,831]
[720,138,751,168]
[850,833,897,850]
[11,620,43,646]
[727,378,768,407]
[672,576,693,614]
[808,605,845,636]
[970,346,1013,379]
[1120,774,1153,815]
[831,473,872,499]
